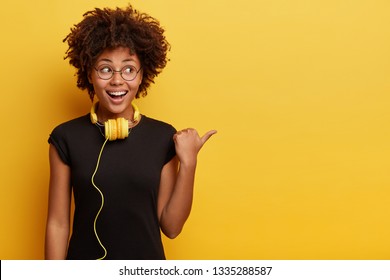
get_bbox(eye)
[123,66,136,74]
[98,65,113,74]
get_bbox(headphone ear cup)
[132,102,140,122]
[90,103,98,124]
[116,118,129,139]
[91,102,131,141]
[104,118,128,141]
[105,119,118,141]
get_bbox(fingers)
[175,129,217,138]
[176,128,192,134]
[173,129,217,160]
[173,128,194,141]
[174,128,217,143]
[201,130,217,144]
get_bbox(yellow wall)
[1,0,389,259]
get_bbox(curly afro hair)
[63,5,170,100]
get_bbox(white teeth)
[108,91,127,96]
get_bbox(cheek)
[130,76,143,88]
[90,74,107,90]
[127,82,141,92]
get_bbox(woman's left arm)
[158,129,217,239]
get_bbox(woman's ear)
[88,72,93,84]
[138,69,143,85]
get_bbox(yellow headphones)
[90,102,140,141]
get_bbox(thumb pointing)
[201,130,217,145]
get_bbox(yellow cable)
[91,137,109,260]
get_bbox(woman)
[45,4,216,260]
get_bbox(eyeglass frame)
[93,64,142,81]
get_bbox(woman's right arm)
[45,144,72,260]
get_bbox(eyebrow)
[97,58,136,63]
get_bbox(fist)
[173,128,217,165]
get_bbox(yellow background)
[0,0,389,259]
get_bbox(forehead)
[96,47,140,64]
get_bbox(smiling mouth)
[107,91,128,98]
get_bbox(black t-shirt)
[49,114,176,260]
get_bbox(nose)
[110,71,124,85]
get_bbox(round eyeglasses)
[94,64,142,81]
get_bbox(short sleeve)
[48,126,71,166]
[164,125,177,164]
